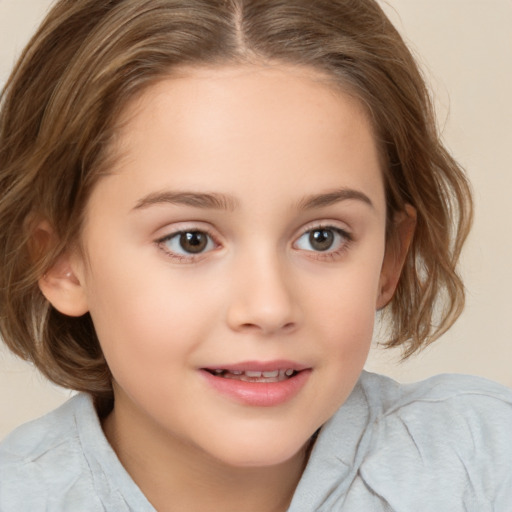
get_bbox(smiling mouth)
[204,368,299,383]
[201,365,311,406]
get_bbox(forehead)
[116,63,375,153]
[92,63,385,215]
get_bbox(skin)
[40,64,414,511]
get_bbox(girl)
[0,0,510,510]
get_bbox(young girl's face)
[68,64,397,468]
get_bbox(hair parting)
[0,0,473,399]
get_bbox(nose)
[226,251,300,336]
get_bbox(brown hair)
[0,0,472,400]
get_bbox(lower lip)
[200,369,311,407]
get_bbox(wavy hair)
[0,0,473,401]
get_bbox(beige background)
[0,0,511,439]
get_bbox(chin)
[206,432,311,469]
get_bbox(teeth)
[245,371,262,378]
[210,368,297,381]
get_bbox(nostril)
[282,322,297,332]
[240,322,263,331]
[238,321,296,335]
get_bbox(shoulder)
[0,394,103,511]
[360,371,512,439]
[359,372,512,510]
[1,394,83,458]
[360,369,512,404]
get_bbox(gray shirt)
[1,371,511,511]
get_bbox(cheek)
[322,299,375,370]
[82,251,218,375]
[308,258,382,365]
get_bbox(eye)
[294,226,350,253]
[159,230,216,257]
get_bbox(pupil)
[310,229,334,251]
[180,232,207,253]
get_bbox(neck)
[102,402,308,512]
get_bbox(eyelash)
[156,226,219,263]
[155,224,353,263]
[294,224,353,261]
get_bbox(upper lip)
[202,360,310,372]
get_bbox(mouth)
[200,361,311,406]
[203,368,299,383]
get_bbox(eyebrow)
[132,187,374,212]
[133,191,239,212]
[296,188,374,210]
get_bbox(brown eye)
[294,226,351,254]
[309,229,334,251]
[179,231,208,253]
[159,229,215,258]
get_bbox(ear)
[376,204,416,309]
[35,223,89,317]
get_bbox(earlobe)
[38,257,89,317]
[33,222,89,317]
[376,205,416,310]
